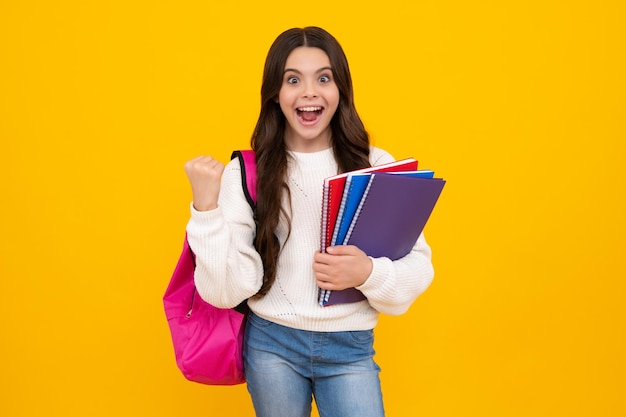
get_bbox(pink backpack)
[163,150,256,385]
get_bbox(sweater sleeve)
[185,159,264,308]
[356,233,434,315]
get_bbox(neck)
[284,130,331,153]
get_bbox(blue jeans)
[243,313,385,417]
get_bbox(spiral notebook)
[320,158,418,253]
[320,171,446,306]
[331,170,436,247]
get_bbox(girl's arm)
[355,233,434,315]
[313,235,434,315]
[185,159,264,308]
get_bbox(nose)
[302,79,318,98]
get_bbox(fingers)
[312,246,372,290]
[325,245,360,255]
[312,254,338,289]
[184,155,224,180]
[184,155,225,212]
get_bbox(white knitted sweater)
[186,146,434,332]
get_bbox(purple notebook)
[322,173,445,306]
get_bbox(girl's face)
[278,46,339,152]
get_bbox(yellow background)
[1,0,624,416]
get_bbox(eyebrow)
[283,66,333,74]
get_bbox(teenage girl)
[184,26,434,417]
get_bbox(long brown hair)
[251,26,371,297]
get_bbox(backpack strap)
[230,150,257,314]
[231,150,257,208]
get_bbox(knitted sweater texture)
[186,147,434,332]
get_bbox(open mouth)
[296,106,324,123]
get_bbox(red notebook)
[320,158,418,253]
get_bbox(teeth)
[298,107,322,112]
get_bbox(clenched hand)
[184,156,225,211]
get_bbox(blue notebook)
[331,173,372,247]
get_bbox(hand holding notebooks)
[321,171,445,307]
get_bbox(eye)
[319,75,331,83]
[286,76,299,84]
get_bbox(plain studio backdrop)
[1,1,624,416]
